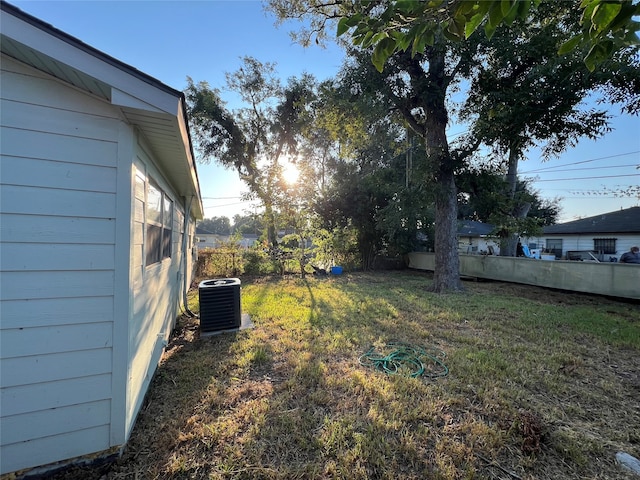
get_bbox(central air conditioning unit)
[198,278,241,333]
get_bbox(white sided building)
[532,206,640,261]
[0,2,203,475]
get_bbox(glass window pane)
[134,168,145,201]
[146,224,162,265]
[163,196,173,228]
[546,239,563,258]
[593,238,616,254]
[147,180,162,225]
[162,229,172,259]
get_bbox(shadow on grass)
[118,317,241,478]
[43,271,640,480]
[40,313,239,480]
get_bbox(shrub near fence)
[196,247,308,278]
[196,248,243,278]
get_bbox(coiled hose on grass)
[359,342,449,379]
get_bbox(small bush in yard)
[242,247,276,275]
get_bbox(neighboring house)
[457,220,500,255]
[0,2,203,475]
[195,228,230,250]
[533,207,640,261]
[238,233,260,249]
[195,228,260,250]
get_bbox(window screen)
[546,239,563,258]
[593,238,616,255]
[145,178,173,266]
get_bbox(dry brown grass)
[39,271,639,480]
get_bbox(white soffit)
[1,3,203,218]
[0,34,112,100]
[111,88,165,113]
[1,9,177,115]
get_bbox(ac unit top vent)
[199,278,240,288]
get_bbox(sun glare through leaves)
[281,159,300,185]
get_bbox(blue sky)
[10,0,640,223]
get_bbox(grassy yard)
[52,271,639,479]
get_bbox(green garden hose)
[359,342,449,379]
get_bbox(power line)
[530,173,640,183]
[447,129,469,138]
[521,163,638,174]
[561,196,636,199]
[202,196,243,200]
[520,151,640,174]
[542,187,632,191]
[205,201,255,208]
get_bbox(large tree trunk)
[505,145,519,200]
[433,170,463,292]
[360,239,376,270]
[500,146,531,257]
[501,234,519,258]
[264,202,278,247]
[422,47,463,292]
[395,44,463,292]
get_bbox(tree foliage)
[455,1,639,254]
[267,0,639,287]
[313,0,639,72]
[463,4,611,161]
[186,58,316,247]
[309,57,439,269]
[316,39,480,289]
[457,167,560,234]
[197,216,231,235]
[232,214,264,236]
[559,0,640,71]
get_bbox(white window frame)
[144,178,173,266]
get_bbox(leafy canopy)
[335,0,640,71]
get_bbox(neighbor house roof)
[195,227,229,236]
[543,206,640,235]
[0,1,203,218]
[457,220,495,237]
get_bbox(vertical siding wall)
[0,56,117,473]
